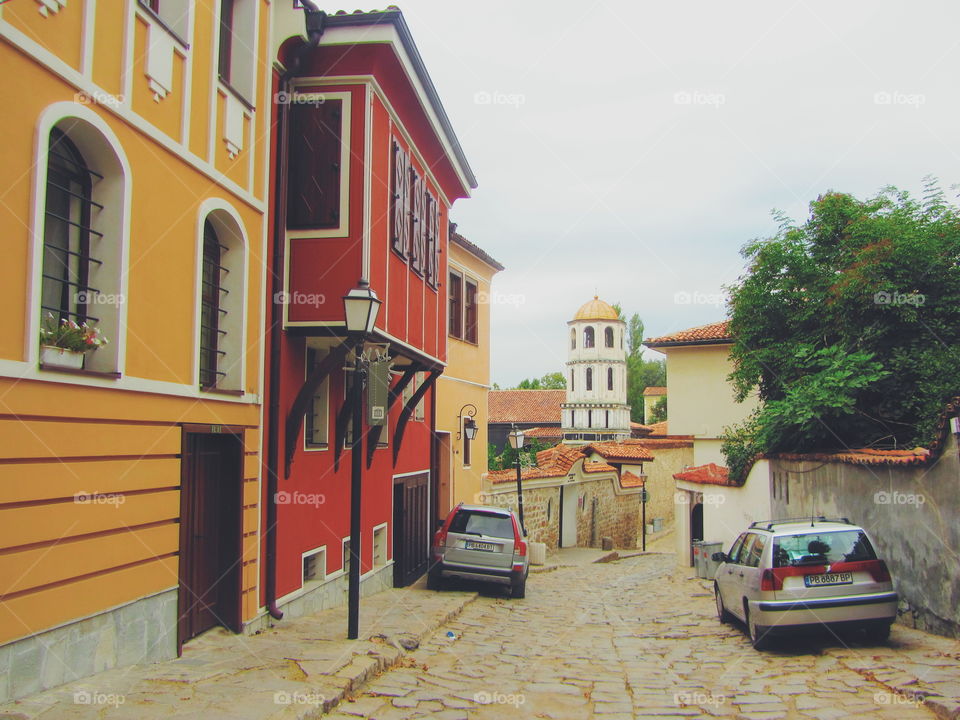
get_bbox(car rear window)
[449,510,514,539]
[773,530,877,567]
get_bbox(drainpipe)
[265,7,326,621]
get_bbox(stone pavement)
[336,553,960,720]
[0,580,480,720]
[2,548,959,720]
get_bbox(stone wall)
[770,432,960,639]
[0,588,178,704]
[483,476,640,550]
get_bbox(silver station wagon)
[428,504,529,598]
[712,518,898,649]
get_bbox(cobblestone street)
[335,552,958,720]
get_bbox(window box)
[39,345,85,370]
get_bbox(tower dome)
[573,296,619,321]
[562,296,631,443]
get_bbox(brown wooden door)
[393,472,430,587]
[179,431,242,649]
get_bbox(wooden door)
[393,472,430,587]
[178,431,242,649]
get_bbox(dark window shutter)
[287,99,343,229]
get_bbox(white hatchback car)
[712,518,898,649]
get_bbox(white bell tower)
[561,297,631,443]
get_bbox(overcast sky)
[390,1,960,387]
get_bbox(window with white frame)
[217,0,257,103]
[341,537,352,576]
[138,0,190,44]
[304,347,330,448]
[198,209,245,391]
[373,525,387,568]
[39,117,126,375]
[302,547,326,584]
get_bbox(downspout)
[265,7,326,621]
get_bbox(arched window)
[583,326,595,348]
[198,205,246,391]
[570,328,576,349]
[604,327,614,348]
[570,368,575,391]
[36,108,129,375]
[586,366,593,391]
[607,367,614,391]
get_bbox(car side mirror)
[711,552,727,562]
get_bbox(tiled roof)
[620,471,645,488]
[584,441,655,462]
[523,426,564,439]
[773,447,931,467]
[645,321,732,347]
[487,443,617,484]
[673,463,732,486]
[643,386,667,396]
[633,438,694,449]
[489,390,564,424]
[450,225,505,271]
[647,421,669,436]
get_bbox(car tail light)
[514,539,527,557]
[865,559,891,583]
[433,527,447,552]
[760,569,781,591]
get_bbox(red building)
[261,7,476,621]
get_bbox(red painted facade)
[262,11,475,610]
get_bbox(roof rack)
[748,516,852,531]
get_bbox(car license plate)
[805,572,853,587]
[465,540,497,552]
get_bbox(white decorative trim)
[223,91,244,158]
[35,0,66,18]
[0,18,265,211]
[362,84,373,282]
[146,22,175,101]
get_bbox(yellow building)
[0,1,271,701]
[435,228,503,516]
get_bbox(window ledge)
[39,364,122,379]
[218,79,255,111]
[200,386,245,397]
[137,3,190,49]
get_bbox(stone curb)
[304,592,479,719]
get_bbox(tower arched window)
[607,367,614,391]
[583,326,595,348]
[570,328,576,349]
[604,326,614,348]
[570,368,575,391]
[586,366,593,391]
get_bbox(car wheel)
[510,575,526,599]
[426,567,443,591]
[745,605,770,650]
[863,622,891,644]
[715,584,733,624]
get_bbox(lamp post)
[507,424,526,534]
[343,280,381,640]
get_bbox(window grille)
[199,220,229,388]
[305,347,329,447]
[41,129,104,327]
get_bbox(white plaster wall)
[702,459,772,550]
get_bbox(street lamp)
[343,280,381,640]
[507,424,527,534]
[456,403,478,441]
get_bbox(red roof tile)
[585,441,655,462]
[773,447,931,467]
[620,471,645,488]
[646,421,670,436]
[488,390,564,424]
[645,321,732,347]
[642,386,667,396]
[487,443,617,484]
[673,463,732,486]
[523,426,564,439]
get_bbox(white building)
[561,297,631,443]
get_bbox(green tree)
[723,181,960,479]
[513,372,566,390]
[649,395,667,423]
[488,438,551,471]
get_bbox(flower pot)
[40,345,85,370]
